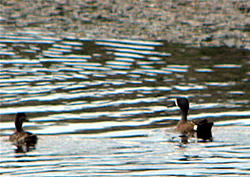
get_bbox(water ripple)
[0,35,249,176]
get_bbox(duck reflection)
[15,143,37,153]
[9,113,38,153]
[180,135,189,144]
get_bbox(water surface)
[0,32,250,176]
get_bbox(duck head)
[176,97,189,113]
[168,97,190,121]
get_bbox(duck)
[175,97,196,137]
[9,113,37,146]
[174,97,213,141]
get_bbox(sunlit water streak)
[0,32,250,176]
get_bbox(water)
[0,31,250,176]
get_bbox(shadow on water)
[0,33,250,176]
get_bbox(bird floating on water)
[172,97,213,142]
[9,113,38,152]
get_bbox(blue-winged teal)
[175,97,213,141]
[9,113,37,146]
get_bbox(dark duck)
[174,97,213,141]
[9,113,38,147]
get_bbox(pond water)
[0,32,250,176]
